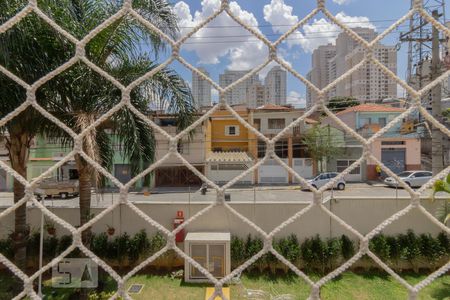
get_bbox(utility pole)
[431,10,444,174]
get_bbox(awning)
[206,151,253,163]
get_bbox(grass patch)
[1,270,448,299]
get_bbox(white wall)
[0,198,446,240]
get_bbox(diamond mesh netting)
[0,0,450,299]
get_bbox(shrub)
[340,235,355,260]
[57,235,73,254]
[398,230,421,262]
[326,238,341,270]
[285,234,301,264]
[26,231,40,258]
[419,233,444,263]
[437,232,450,254]
[91,233,109,259]
[43,237,58,259]
[0,238,14,259]
[128,230,150,263]
[386,236,400,262]
[150,232,166,255]
[244,235,263,259]
[116,233,130,264]
[370,234,390,261]
[230,235,245,266]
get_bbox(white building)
[306,28,397,106]
[192,67,211,108]
[219,70,260,105]
[264,66,287,106]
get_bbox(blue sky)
[158,0,450,107]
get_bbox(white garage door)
[258,159,288,184]
[293,158,313,182]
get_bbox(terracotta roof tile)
[336,104,405,115]
[255,103,290,110]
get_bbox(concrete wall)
[0,198,445,240]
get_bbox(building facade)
[219,70,260,106]
[192,67,212,108]
[264,66,287,106]
[322,104,421,181]
[306,28,397,107]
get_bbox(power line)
[175,18,401,29]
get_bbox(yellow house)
[205,105,256,154]
[204,105,256,185]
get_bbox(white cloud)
[332,0,352,4]
[263,0,374,53]
[287,90,306,108]
[173,0,268,70]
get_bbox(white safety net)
[0,0,449,299]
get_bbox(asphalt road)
[0,183,433,208]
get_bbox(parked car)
[35,177,79,199]
[384,171,432,188]
[302,172,346,190]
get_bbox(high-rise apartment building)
[219,70,260,105]
[219,67,287,107]
[306,44,336,107]
[192,67,212,108]
[306,28,397,107]
[344,45,397,102]
[247,82,266,108]
[264,66,287,106]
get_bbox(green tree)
[326,97,358,113]
[0,0,74,272]
[39,0,194,247]
[302,124,343,173]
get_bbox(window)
[268,118,285,129]
[379,117,387,127]
[336,160,360,175]
[225,125,239,136]
[218,164,248,170]
[381,141,405,145]
[414,171,432,177]
[275,140,288,158]
[211,164,218,170]
[253,118,261,130]
[257,141,266,158]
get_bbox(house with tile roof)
[322,104,421,180]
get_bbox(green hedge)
[0,230,448,274]
[231,231,450,274]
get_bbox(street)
[0,183,434,208]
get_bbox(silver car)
[304,172,346,190]
[384,171,433,188]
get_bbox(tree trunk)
[75,154,93,247]
[8,132,30,273]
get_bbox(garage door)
[258,159,288,184]
[155,166,204,187]
[381,148,406,175]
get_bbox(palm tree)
[0,0,74,272]
[1,0,194,276]
[39,0,194,246]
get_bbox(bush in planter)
[91,233,109,259]
[370,234,390,261]
[0,238,14,259]
[325,238,341,271]
[43,236,58,259]
[397,230,421,272]
[116,233,130,265]
[128,230,150,264]
[419,233,444,265]
[57,235,73,254]
[437,232,450,254]
[26,231,41,260]
[244,235,264,272]
[150,232,166,254]
[386,236,400,264]
[230,236,245,268]
[340,235,355,260]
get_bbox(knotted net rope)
[0,0,449,299]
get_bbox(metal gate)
[381,148,406,175]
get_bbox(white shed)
[184,232,231,282]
